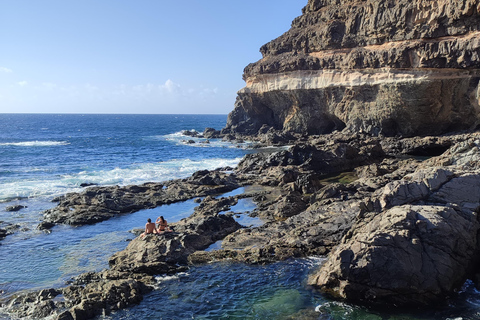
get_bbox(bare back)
[145,222,156,234]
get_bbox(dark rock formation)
[310,204,479,306]
[5,205,27,212]
[225,0,480,137]
[108,213,241,274]
[308,133,480,306]
[40,170,239,228]
[0,221,20,240]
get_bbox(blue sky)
[0,0,306,114]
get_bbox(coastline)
[3,129,480,319]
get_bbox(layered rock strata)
[225,0,480,136]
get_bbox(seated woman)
[156,216,171,233]
[141,218,157,238]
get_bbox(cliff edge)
[225,0,480,137]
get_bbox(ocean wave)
[0,157,242,202]
[154,131,253,150]
[0,141,70,147]
[155,272,189,283]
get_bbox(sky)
[0,0,306,114]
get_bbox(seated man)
[141,218,157,238]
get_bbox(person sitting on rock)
[156,216,171,233]
[141,218,157,238]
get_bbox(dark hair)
[160,216,165,221]
[147,218,151,223]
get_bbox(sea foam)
[158,131,252,149]
[0,141,70,147]
[0,157,242,202]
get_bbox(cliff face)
[226,0,480,136]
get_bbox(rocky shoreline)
[2,0,480,318]
[3,130,480,319]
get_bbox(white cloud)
[0,67,13,73]
[160,79,180,93]
[17,81,28,86]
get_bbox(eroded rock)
[225,0,480,136]
[308,205,479,306]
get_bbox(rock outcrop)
[1,195,242,320]
[308,134,480,306]
[108,212,241,274]
[39,170,239,229]
[310,204,479,306]
[224,0,480,137]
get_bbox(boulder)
[308,205,480,306]
[203,127,221,139]
[109,213,241,274]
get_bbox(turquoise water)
[1,114,480,319]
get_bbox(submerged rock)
[5,205,27,212]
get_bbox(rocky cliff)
[225,0,480,137]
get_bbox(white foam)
[0,141,70,147]
[0,157,242,202]
[153,272,189,288]
[155,131,253,150]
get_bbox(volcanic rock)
[5,205,27,212]
[308,138,480,306]
[225,0,480,137]
[108,213,241,274]
[40,170,239,228]
[309,205,479,306]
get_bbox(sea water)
[1,114,480,319]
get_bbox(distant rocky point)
[225,0,480,137]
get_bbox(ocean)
[0,114,479,319]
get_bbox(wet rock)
[182,130,200,137]
[40,170,240,229]
[5,205,27,212]
[203,127,221,139]
[0,221,21,240]
[0,288,62,319]
[80,183,97,188]
[38,221,56,230]
[68,279,148,319]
